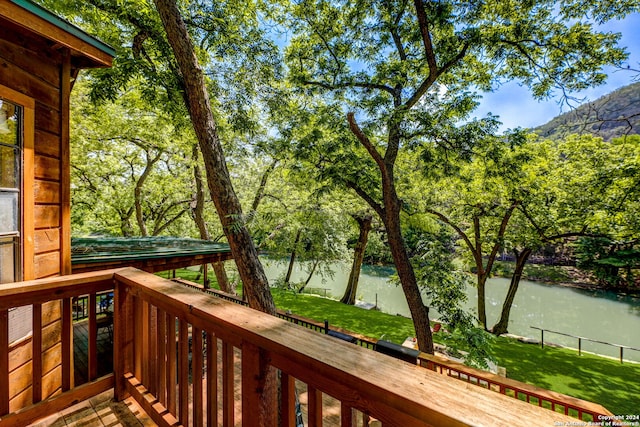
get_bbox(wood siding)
[0,18,67,280]
[0,13,71,411]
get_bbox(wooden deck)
[73,317,114,386]
[28,389,155,427]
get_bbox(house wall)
[0,17,71,410]
[0,18,71,279]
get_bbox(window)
[0,97,21,284]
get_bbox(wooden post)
[281,372,296,427]
[114,280,134,401]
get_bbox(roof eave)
[1,0,115,68]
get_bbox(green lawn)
[166,268,639,415]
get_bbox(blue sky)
[473,12,640,132]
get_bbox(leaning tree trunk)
[491,248,532,335]
[341,214,372,305]
[384,194,434,354]
[284,229,301,285]
[153,1,276,423]
[347,113,433,354]
[190,144,233,294]
[153,0,274,315]
[298,259,319,293]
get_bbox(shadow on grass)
[494,340,640,415]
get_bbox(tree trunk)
[384,196,434,354]
[153,1,277,423]
[346,113,433,354]
[341,214,372,305]
[250,159,278,215]
[491,248,532,335]
[153,0,274,316]
[477,272,488,330]
[284,229,302,285]
[212,261,234,294]
[298,259,319,293]
[190,144,233,294]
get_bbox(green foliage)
[412,225,495,368]
[575,237,640,288]
[70,81,196,237]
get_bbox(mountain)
[534,81,640,141]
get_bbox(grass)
[165,268,639,415]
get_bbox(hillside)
[535,81,640,141]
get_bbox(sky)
[473,12,640,132]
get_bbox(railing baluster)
[149,305,157,396]
[32,303,42,403]
[206,331,217,427]
[341,402,355,427]
[280,372,296,427]
[61,298,72,391]
[193,326,203,427]
[88,293,97,381]
[141,300,150,388]
[134,296,142,380]
[166,312,177,416]
[222,342,234,427]
[308,386,322,427]
[157,308,166,407]
[179,319,189,426]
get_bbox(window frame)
[0,84,35,283]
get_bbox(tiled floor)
[28,389,156,427]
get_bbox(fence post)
[578,338,581,356]
[541,329,544,349]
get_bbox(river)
[261,259,640,362]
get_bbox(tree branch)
[347,112,385,170]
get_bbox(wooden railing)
[0,270,117,425]
[0,268,582,426]
[173,277,615,421]
[174,278,378,349]
[419,353,613,422]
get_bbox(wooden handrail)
[113,268,579,426]
[418,352,613,421]
[0,270,119,425]
[174,277,616,421]
[0,268,595,426]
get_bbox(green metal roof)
[71,236,231,265]
[11,0,116,58]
